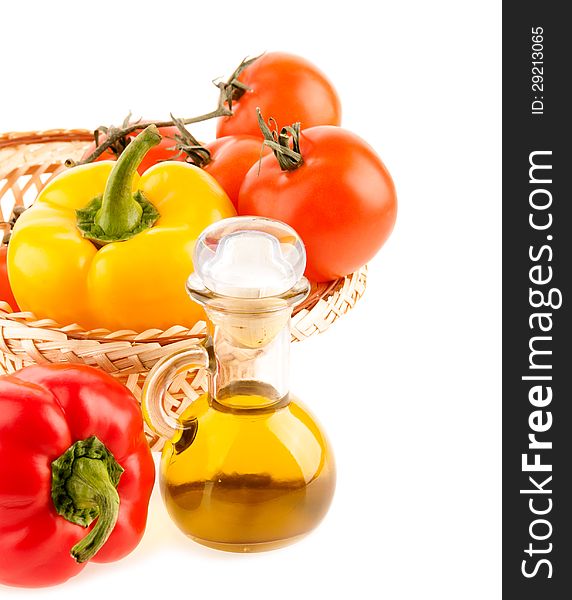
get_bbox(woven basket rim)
[0,128,94,149]
[0,266,367,343]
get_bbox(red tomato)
[82,125,184,174]
[217,52,342,139]
[238,126,397,282]
[204,136,270,208]
[0,245,19,310]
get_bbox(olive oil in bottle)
[161,383,335,551]
[142,217,336,551]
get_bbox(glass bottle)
[142,216,336,552]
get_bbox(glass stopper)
[192,216,306,299]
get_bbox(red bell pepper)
[0,364,155,588]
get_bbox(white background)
[0,1,501,598]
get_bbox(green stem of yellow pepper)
[76,125,162,246]
[96,125,161,235]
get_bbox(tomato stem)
[170,114,212,168]
[214,54,261,109]
[69,107,229,167]
[69,55,263,168]
[256,108,304,172]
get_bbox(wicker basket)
[0,129,367,450]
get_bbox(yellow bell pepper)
[8,125,236,332]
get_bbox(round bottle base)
[190,533,308,553]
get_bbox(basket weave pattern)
[0,129,367,450]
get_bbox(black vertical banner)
[503,3,572,597]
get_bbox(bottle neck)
[206,307,292,411]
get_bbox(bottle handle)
[141,345,210,440]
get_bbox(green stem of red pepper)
[51,436,124,563]
[76,125,162,246]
